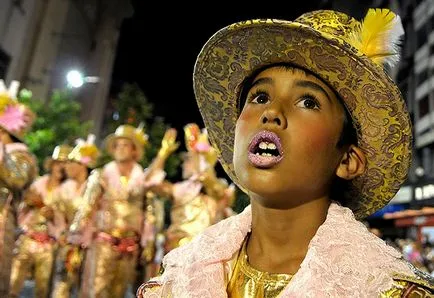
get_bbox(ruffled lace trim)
[144,203,415,297]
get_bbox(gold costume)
[0,148,37,296]
[165,123,235,251]
[51,135,100,298]
[9,175,62,297]
[227,236,292,298]
[166,177,232,250]
[71,125,175,297]
[226,237,434,298]
[51,179,87,298]
[0,80,37,296]
[9,234,55,297]
[71,163,147,297]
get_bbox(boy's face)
[113,138,136,162]
[233,66,348,209]
[51,160,65,181]
[65,160,85,180]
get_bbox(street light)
[66,70,84,88]
[66,70,100,88]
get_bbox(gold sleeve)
[202,170,231,201]
[69,169,103,233]
[381,271,434,297]
[0,150,37,190]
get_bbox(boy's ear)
[336,145,366,180]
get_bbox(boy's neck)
[247,196,330,275]
[117,160,135,177]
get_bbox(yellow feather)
[350,8,404,67]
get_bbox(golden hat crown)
[104,123,148,161]
[69,134,101,168]
[112,123,148,147]
[51,144,73,161]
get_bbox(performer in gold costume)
[9,145,71,297]
[51,136,100,298]
[155,123,235,252]
[139,191,166,283]
[139,9,434,297]
[69,124,178,297]
[0,80,37,296]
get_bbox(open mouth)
[248,131,283,168]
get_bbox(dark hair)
[10,134,21,143]
[238,63,358,203]
[337,107,358,148]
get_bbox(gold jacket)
[0,143,37,295]
[70,161,154,237]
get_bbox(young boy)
[138,9,434,297]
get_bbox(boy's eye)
[297,95,320,110]
[249,91,270,104]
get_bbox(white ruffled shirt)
[144,202,417,297]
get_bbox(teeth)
[259,142,267,149]
[258,141,277,150]
[261,152,272,157]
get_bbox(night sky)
[110,2,332,133]
[108,1,380,179]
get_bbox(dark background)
[109,1,351,132]
[109,1,379,178]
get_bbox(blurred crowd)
[370,226,434,277]
[389,238,434,276]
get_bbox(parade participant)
[69,125,178,297]
[9,144,71,297]
[51,136,100,298]
[154,123,235,252]
[139,191,166,283]
[139,9,434,297]
[0,80,37,296]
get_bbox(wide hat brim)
[43,156,68,172]
[193,19,412,219]
[104,134,144,162]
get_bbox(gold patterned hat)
[44,144,73,171]
[193,9,412,219]
[0,80,35,141]
[104,124,148,161]
[69,135,101,169]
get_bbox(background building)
[0,0,131,138]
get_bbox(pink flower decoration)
[194,142,211,153]
[0,105,26,132]
[80,156,92,165]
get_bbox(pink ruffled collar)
[5,142,28,153]
[103,161,144,191]
[31,175,50,197]
[154,202,415,297]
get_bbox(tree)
[19,89,93,172]
[101,83,181,178]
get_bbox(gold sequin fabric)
[381,278,434,297]
[193,11,412,219]
[227,237,292,297]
